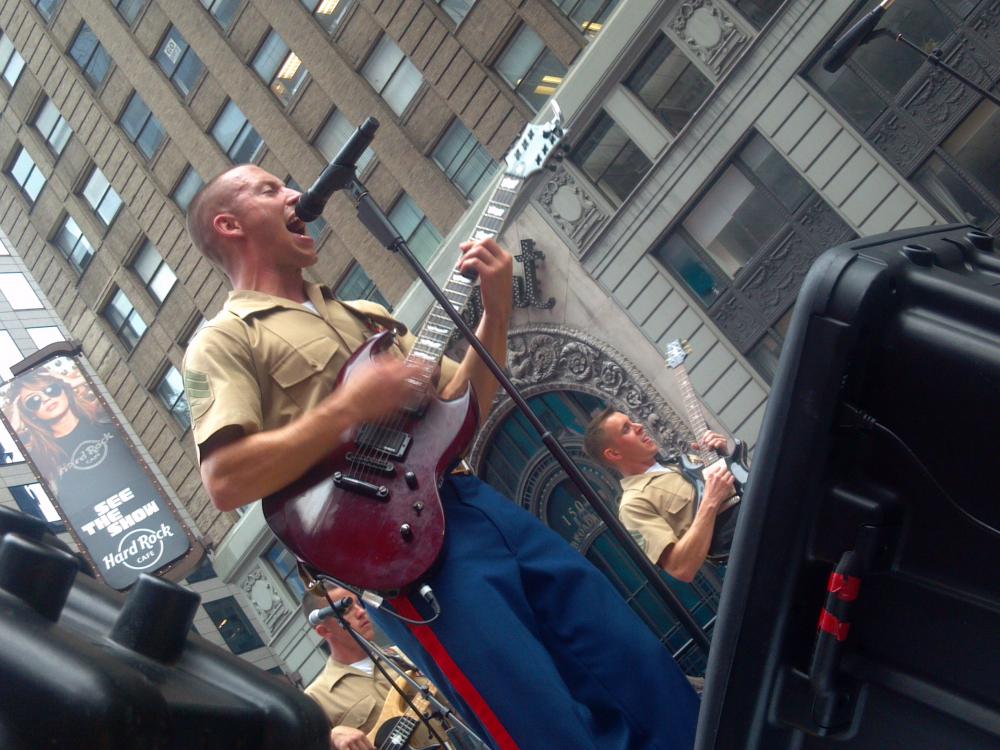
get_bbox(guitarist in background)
[182,165,699,750]
[585,409,736,582]
[302,583,442,750]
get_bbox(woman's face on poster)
[18,381,70,424]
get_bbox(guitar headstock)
[665,339,692,369]
[504,101,567,179]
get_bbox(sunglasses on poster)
[20,382,66,413]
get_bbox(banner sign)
[0,355,191,589]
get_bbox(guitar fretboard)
[381,715,418,749]
[673,362,720,466]
[403,176,523,391]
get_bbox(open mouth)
[286,215,308,236]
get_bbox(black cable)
[842,403,1000,538]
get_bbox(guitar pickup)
[345,452,396,476]
[333,472,389,500]
[356,424,412,459]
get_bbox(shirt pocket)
[341,694,380,733]
[272,336,340,388]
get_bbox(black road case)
[697,225,1000,750]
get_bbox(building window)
[265,542,306,597]
[155,365,190,429]
[81,168,123,226]
[10,483,63,533]
[362,36,423,117]
[27,326,65,349]
[625,32,712,136]
[202,597,265,655]
[131,240,177,305]
[103,289,148,351]
[571,110,652,205]
[156,26,205,98]
[388,193,443,266]
[435,0,473,24]
[315,111,374,174]
[8,147,46,204]
[185,558,217,583]
[553,0,619,36]
[432,119,499,201]
[287,178,327,241]
[649,132,853,380]
[731,0,783,29]
[0,32,25,87]
[300,0,354,35]
[252,30,308,107]
[112,0,145,25]
[0,330,22,379]
[54,216,94,274]
[172,167,204,214]
[32,0,59,21]
[495,26,567,112]
[119,92,166,160]
[807,1,1000,232]
[201,0,241,31]
[212,100,263,163]
[0,274,42,310]
[0,421,24,464]
[746,307,793,382]
[335,262,390,309]
[33,98,72,155]
[70,23,112,88]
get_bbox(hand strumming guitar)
[329,725,374,750]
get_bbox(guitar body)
[262,331,479,592]
[676,439,751,561]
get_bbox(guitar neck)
[673,362,719,466]
[404,176,523,387]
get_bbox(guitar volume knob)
[400,524,413,541]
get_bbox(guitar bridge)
[356,424,412,459]
[332,472,389,500]
[345,452,396,476]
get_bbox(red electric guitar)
[263,105,567,592]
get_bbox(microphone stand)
[871,28,1000,107]
[322,591,486,750]
[335,164,712,655]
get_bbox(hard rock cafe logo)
[103,523,175,572]
[67,432,114,471]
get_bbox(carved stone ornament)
[534,166,609,256]
[869,113,927,173]
[468,324,694,469]
[242,567,291,638]
[668,0,748,77]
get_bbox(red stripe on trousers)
[390,596,521,750]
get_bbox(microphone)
[295,116,380,222]
[307,597,354,627]
[822,0,896,73]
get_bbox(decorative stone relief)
[468,324,694,469]
[709,291,766,353]
[869,113,927,173]
[242,567,292,638]
[904,45,984,140]
[534,167,610,256]
[668,0,749,78]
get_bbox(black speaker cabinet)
[0,506,328,749]
[697,225,1000,750]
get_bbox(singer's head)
[302,582,374,662]
[186,165,316,285]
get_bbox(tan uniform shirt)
[618,468,696,565]
[304,658,391,734]
[182,282,460,459]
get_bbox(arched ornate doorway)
[469,325,722,674]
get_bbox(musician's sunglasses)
[20,382,66,413]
